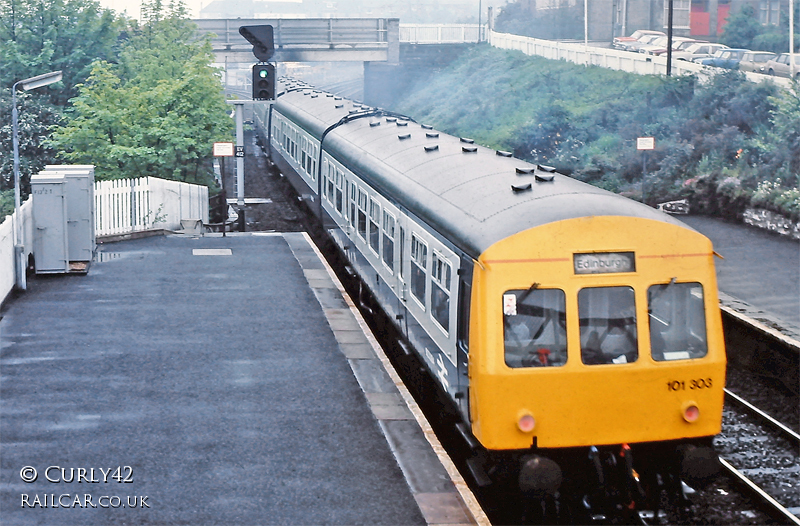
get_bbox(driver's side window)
[503,287,567,368]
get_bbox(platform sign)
[213,142,234,157]
[235,146,245,158]
[637,137,655,150]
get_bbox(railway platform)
[0,232,486,525]
[682,215,800,343]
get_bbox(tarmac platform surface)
[0,233,484,525]
[682,215,800,340]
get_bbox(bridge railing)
[399,24,484,44]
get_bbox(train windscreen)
[503,288,567,368]
[648,282,708,361]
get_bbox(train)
[253,78,726,522]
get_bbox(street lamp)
[12,70,62,291]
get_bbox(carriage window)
[431,252,451,332]
[349,183,357,228]
[335,170,344,214]
[648,282,708,361]
[410,234,427,307]
[579,286,637,365]
[326,164,335,204]
[382,211,395,271]
[369,199,380,254]
[399,227,405,280]
[357,189,367,239]
[503,288,566,368]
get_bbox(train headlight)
[682,402,700,423]
[517,412,536,433]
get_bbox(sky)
[97,0,207,19]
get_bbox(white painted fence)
[488,30,793,89]
[0,199,34,305]
[1,177,208,306]
[94,177,208,237]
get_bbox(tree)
[0,89,63,215]
[0,0,124,105]
[50,0,233,184]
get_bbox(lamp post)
[12,70,62,291]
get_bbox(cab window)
[648,282,708,361]
[503,288,567,368]
[579,286,638,365]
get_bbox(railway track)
[715,390,800,525]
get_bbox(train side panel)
[469,216,726,450]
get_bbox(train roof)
[274,86,692,259]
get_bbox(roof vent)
[516,167,535,174]
[462,146,478,153]
[426,132,439,138]
[335,104,344,109]
[421,124,434,130]
[424,145,439,152]
[460,137,474,144]
[334,96,343,100]
[398,133,411,140]
[311,94,319,98]
[326,94,334,97]
[538,164,556,172]
[349,109,359,114]
[397,121,409,127]
[369,121,381,127]
[386,117,397,123]
[512,183,532,193]
[535,174,555,182]
[496,151,513,157]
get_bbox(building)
[510,0,790,42]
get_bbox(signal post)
[224,25,277,230]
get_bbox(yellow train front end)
[468,215,726,505]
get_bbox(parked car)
[738,51,777,73]
[698,48,749,69]
[623,33,668,53]
[764,53,800,79]
[612,30,665,51]
[672,42,728,61]
[639,36,697,56]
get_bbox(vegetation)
[393,45,800,220]
[50,0,231,183]
[0,0,232,217]
[720,3,800,53]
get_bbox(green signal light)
[259,69,269,78]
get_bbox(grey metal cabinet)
[44,165,96,262]
[31,172,69,274]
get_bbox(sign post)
[637,137,655,204]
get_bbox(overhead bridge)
[195,19,484,64]
[196,18,400,64]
